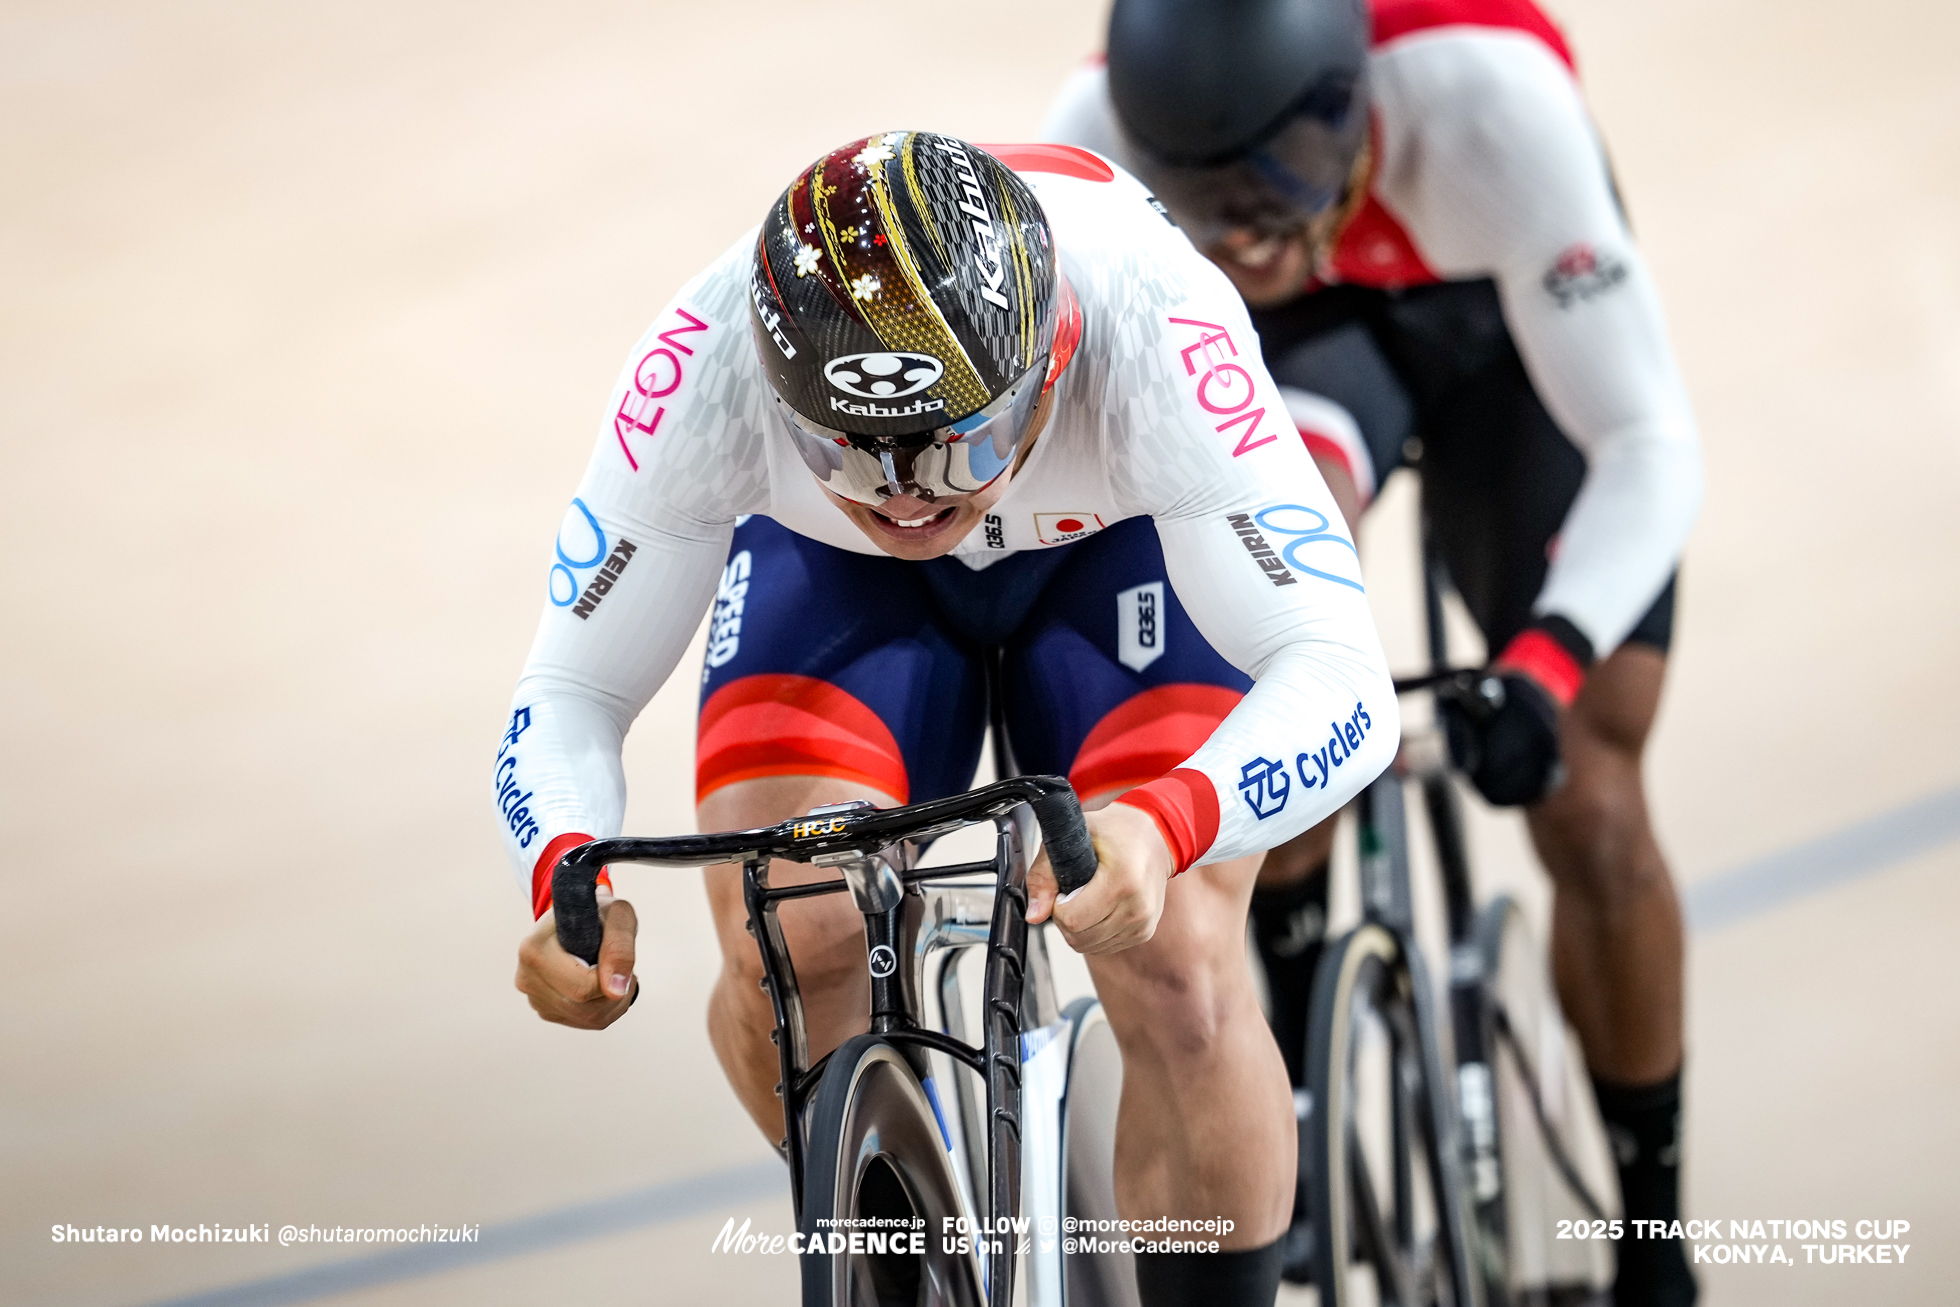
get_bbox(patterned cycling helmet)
[749,131,1074,504]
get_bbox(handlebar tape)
[552,855,604,966]
[1030,790,1098,896]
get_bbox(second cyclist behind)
[1043,1,1704,1302]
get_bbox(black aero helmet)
[1107,0,1371,246]
[750,131,1071,505]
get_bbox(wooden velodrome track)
[5,0,1956,1303]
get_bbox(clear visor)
[1128,106,1367,252]
[778,361,1047,506]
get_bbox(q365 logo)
[824,352,944,399]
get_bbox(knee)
[1145,978,1239,1064]
[1107,955,1243,1065]
[715,887,864,1005]
[720,925,770,991]
[1530,765,1657,914]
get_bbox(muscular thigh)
[695,518,991,993]
[998,516,1253,805]
[1530,643,1669,855]
[1088,856,1263,1047]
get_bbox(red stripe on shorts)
[697,674,910,805]
[1067,684,1244,804]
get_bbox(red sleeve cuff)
[1495,629,1586,708]
[1113,768,1220,876]
[531,832,607,920]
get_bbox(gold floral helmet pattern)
[750,131,1059,445]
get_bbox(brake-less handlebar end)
[551,845,606,967]
[1028,787,1097,896]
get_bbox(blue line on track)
[134,1161,787,1307]
[1683,783,1960,933]
[132,781,1960,1307]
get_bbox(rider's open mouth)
[871,507,956,531]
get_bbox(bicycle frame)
[554,776,1091,1307]
[746,807,1038,1230]
[1351,766,1482,1303]
[1331,521,1495,1305]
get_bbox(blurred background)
[4,0,1956,1303]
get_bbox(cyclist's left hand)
[1027,802,1172,954]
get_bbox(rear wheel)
[800,1034,984,1307]
[1308,923,1461,1307]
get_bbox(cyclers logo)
[1238,756,1290,820]
[824,352,944,400]
[1295,701,1374,792]
[495,707,541,850]
[1230,504,1363,593]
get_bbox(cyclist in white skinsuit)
[503,132,1396,1303]
[1043,1,1704,1301]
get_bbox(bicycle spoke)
[1492,1001,1610,1222]
[1349,1117,1413,1307]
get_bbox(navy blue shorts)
[695,515,1252,807]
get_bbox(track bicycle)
[1305,535,1615,1307]
[552,775,1139,1307]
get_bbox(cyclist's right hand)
[1026,802,1172,955]
[515,888,639,1029]
[1440,669,1564,807]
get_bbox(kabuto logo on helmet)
[824,352,945,400]
[751,131,1055,445]
[931,137,1014,310]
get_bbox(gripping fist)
[1443,618,1592,807]
[515,885,640,1030]
[1441,670,1563,806]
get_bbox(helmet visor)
[779,361,1047,506]
[1127,83,1369,251]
